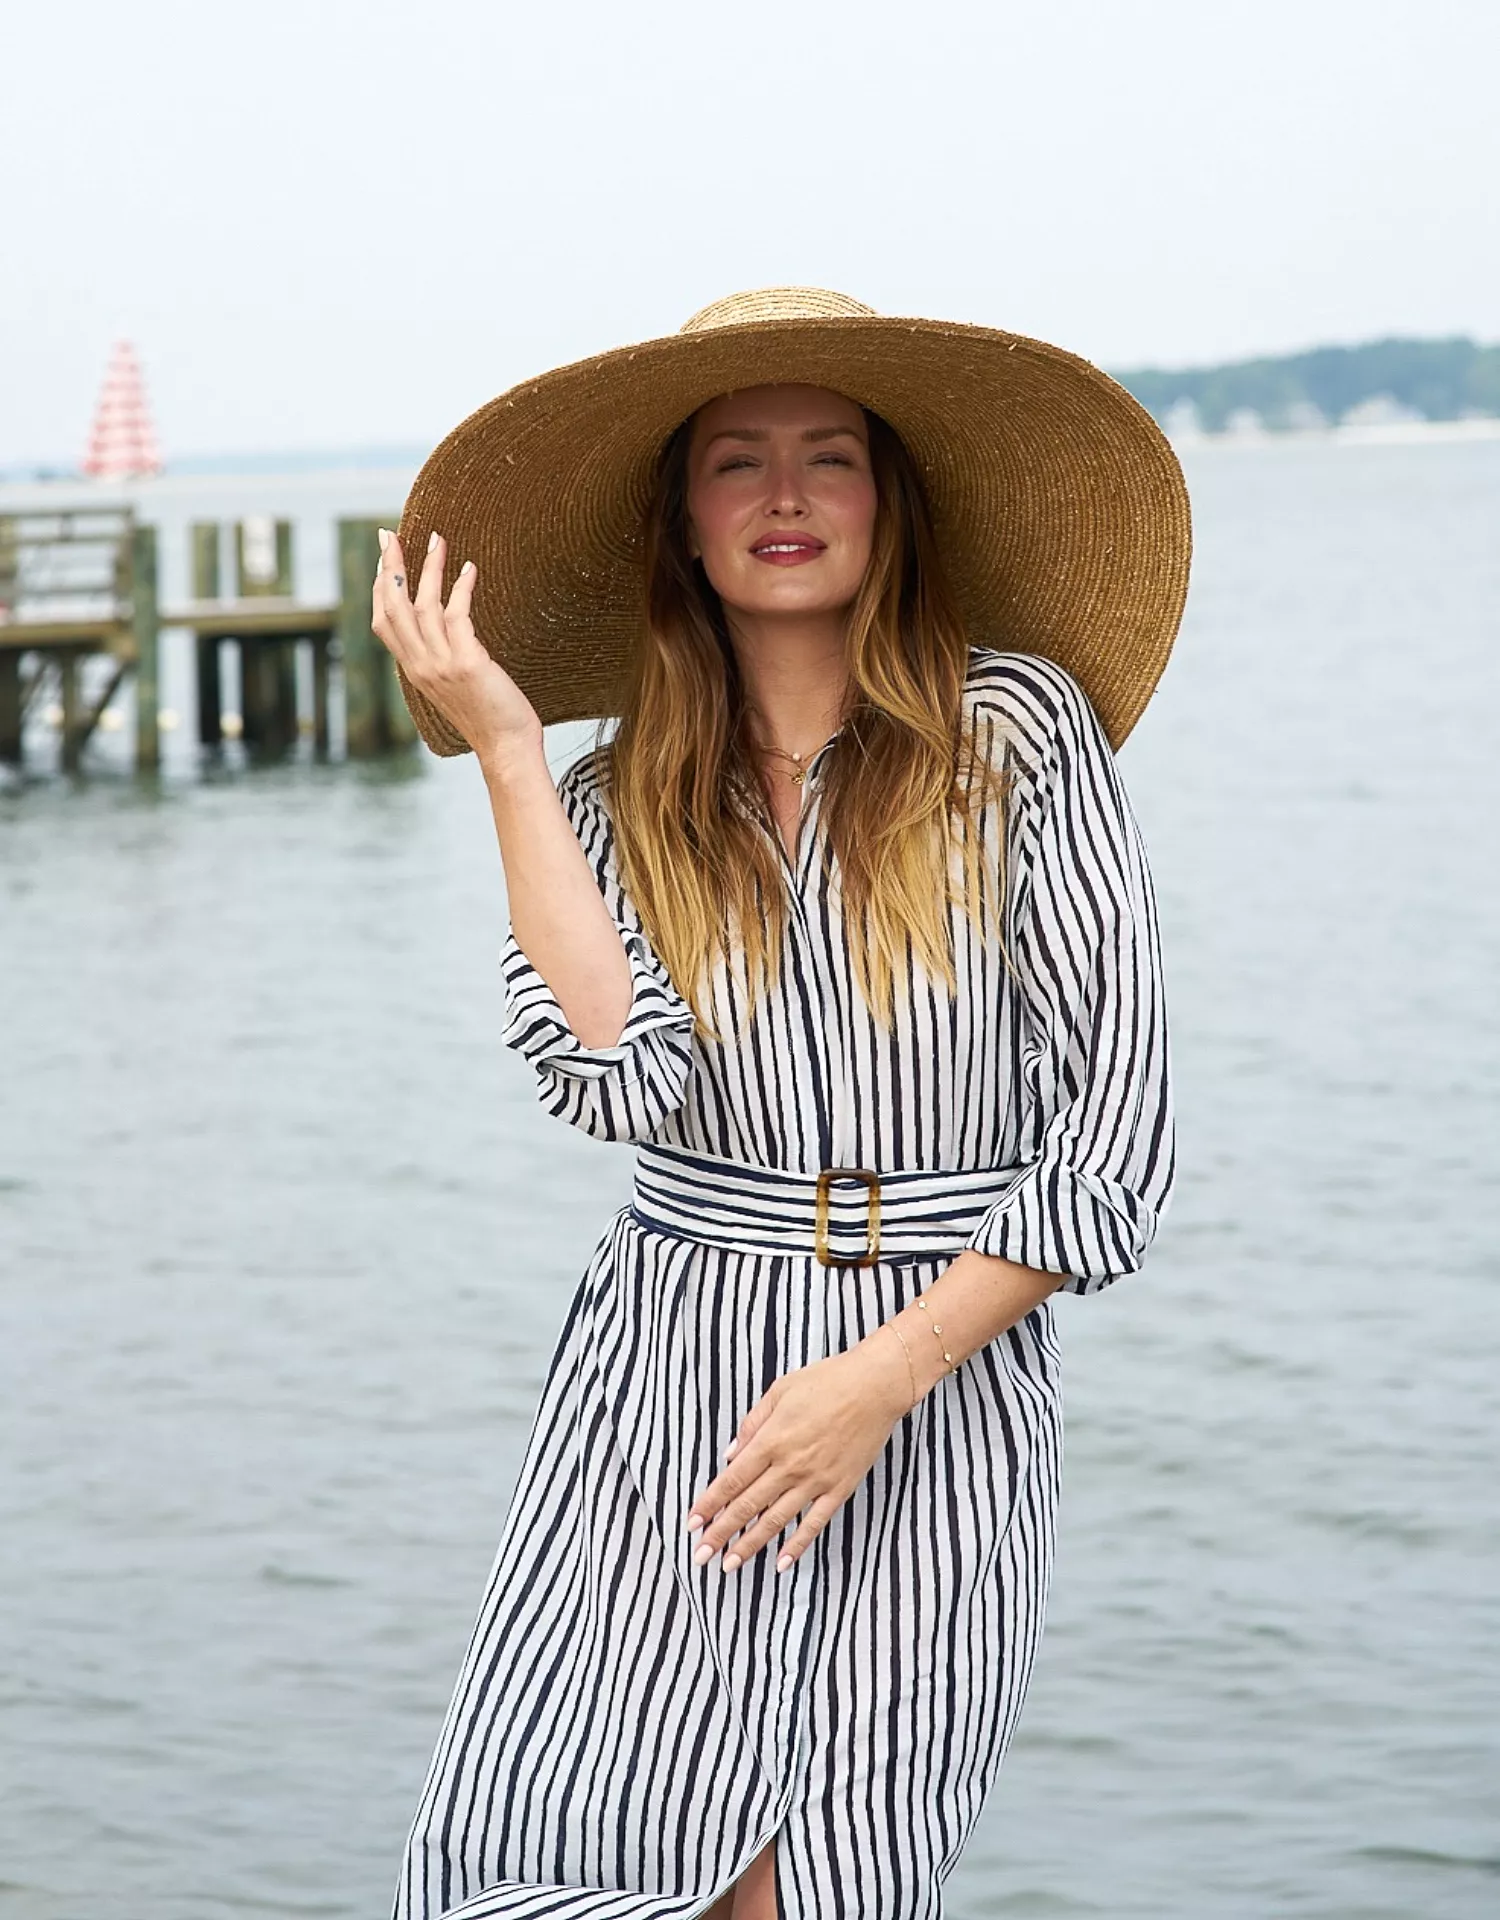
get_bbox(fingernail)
[725,1439,739,1457]
[684,1513,703,1534]
[692,1542,714,1566]
[427,531,439,553]
[776,1553,793,1573]
[377,528,390,551]
[722,1553,741,1572]
[460,559,475,576]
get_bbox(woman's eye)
[717,455,757,473]
[812,452,853,467]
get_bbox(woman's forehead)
[689,383,865,438]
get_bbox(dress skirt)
[393,1148,1063,1920]
[390,648,1173,1918]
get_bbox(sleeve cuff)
[498,917,697,1088]
[963,1162,1163,1297]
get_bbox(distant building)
[1340,392,1424,429]
[82,342,163,479]
[1223,406,1266,438]
[1161,397,1204,442]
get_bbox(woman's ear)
[685,516,702,561]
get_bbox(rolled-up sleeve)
[963,664,1174,1295]
[498,749,698,1143]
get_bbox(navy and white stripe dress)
[394,645,1173,1919]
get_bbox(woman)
[371,288,1189,1920]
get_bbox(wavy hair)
[586,406,1014,1043]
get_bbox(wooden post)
[197,638,223,746]
[311,638,331,755]
[190,522,221,600]
[338,518,390,757]
[239,636,274,751]
[274,639,298,751]
[190,520,223,746]
[0,516,18,770]
[238,639,259,748]
[60,648,82,772]
[0,516,19,626]
[132,525,160,772]
[0,650,22,767]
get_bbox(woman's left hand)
[683,1339,913,1574]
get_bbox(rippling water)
[2,436,1497,1919]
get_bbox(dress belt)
[630,1141,1021,1269]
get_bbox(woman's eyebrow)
[702,424,863,449]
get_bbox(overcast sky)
[5,0,1497,463]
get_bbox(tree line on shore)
[1113,337,1500,434]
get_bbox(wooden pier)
[0,510,417,773]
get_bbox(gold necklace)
[750,731,841,788]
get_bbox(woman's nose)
[764,456,809,516]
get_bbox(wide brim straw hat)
[394,287,1191,754]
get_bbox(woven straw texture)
[394,288,1192,754]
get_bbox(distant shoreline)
[5,415,1498,500]
[1165,413,1500,450]
[1112,333,1499,440]
[4,395,1499,495]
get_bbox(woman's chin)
[717,581,861,627]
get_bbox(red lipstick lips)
[749,533,826,566]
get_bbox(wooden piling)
[196,638,223,746]
[0,651,20,766]
[0,520,17,766]
[131,525,160,772]
[190,522,221,600]
[239,637,270,752]
[60,648,82,773]
[337,517,415,756]
[189,523,223,747]
[274,639,298,752]
[311,638,330,755]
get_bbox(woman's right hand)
[371,528,543,764]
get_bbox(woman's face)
[683,384,877,626]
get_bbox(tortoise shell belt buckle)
[814,1167,882,1269]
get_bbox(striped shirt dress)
[393,645,1174,1920]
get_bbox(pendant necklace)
[752,732,841,787]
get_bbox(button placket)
[784,737,838,896]
[773,737,842,1170]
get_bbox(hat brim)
[395,314,1192,754]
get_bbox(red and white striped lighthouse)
[82,341,163,478]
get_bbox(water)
[2,436,1497,1919]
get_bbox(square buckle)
[814,1167,882,1269]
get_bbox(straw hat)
[393,287,1191,753]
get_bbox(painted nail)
[692,1542,714,1566]
[725,1439,739,1458]
[776,1553,793,1573]
[722,1553,741,1572]
[684,1513,703,1534]
[460,559,475,576]
[427,530,440,553]
[377,528,391,550]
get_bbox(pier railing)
[0,512,417,773]
[0,508,156,771]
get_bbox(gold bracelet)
[882,1318,919,1412]
[913,1293,959,1373]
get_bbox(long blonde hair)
[590,405,1014,1042]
